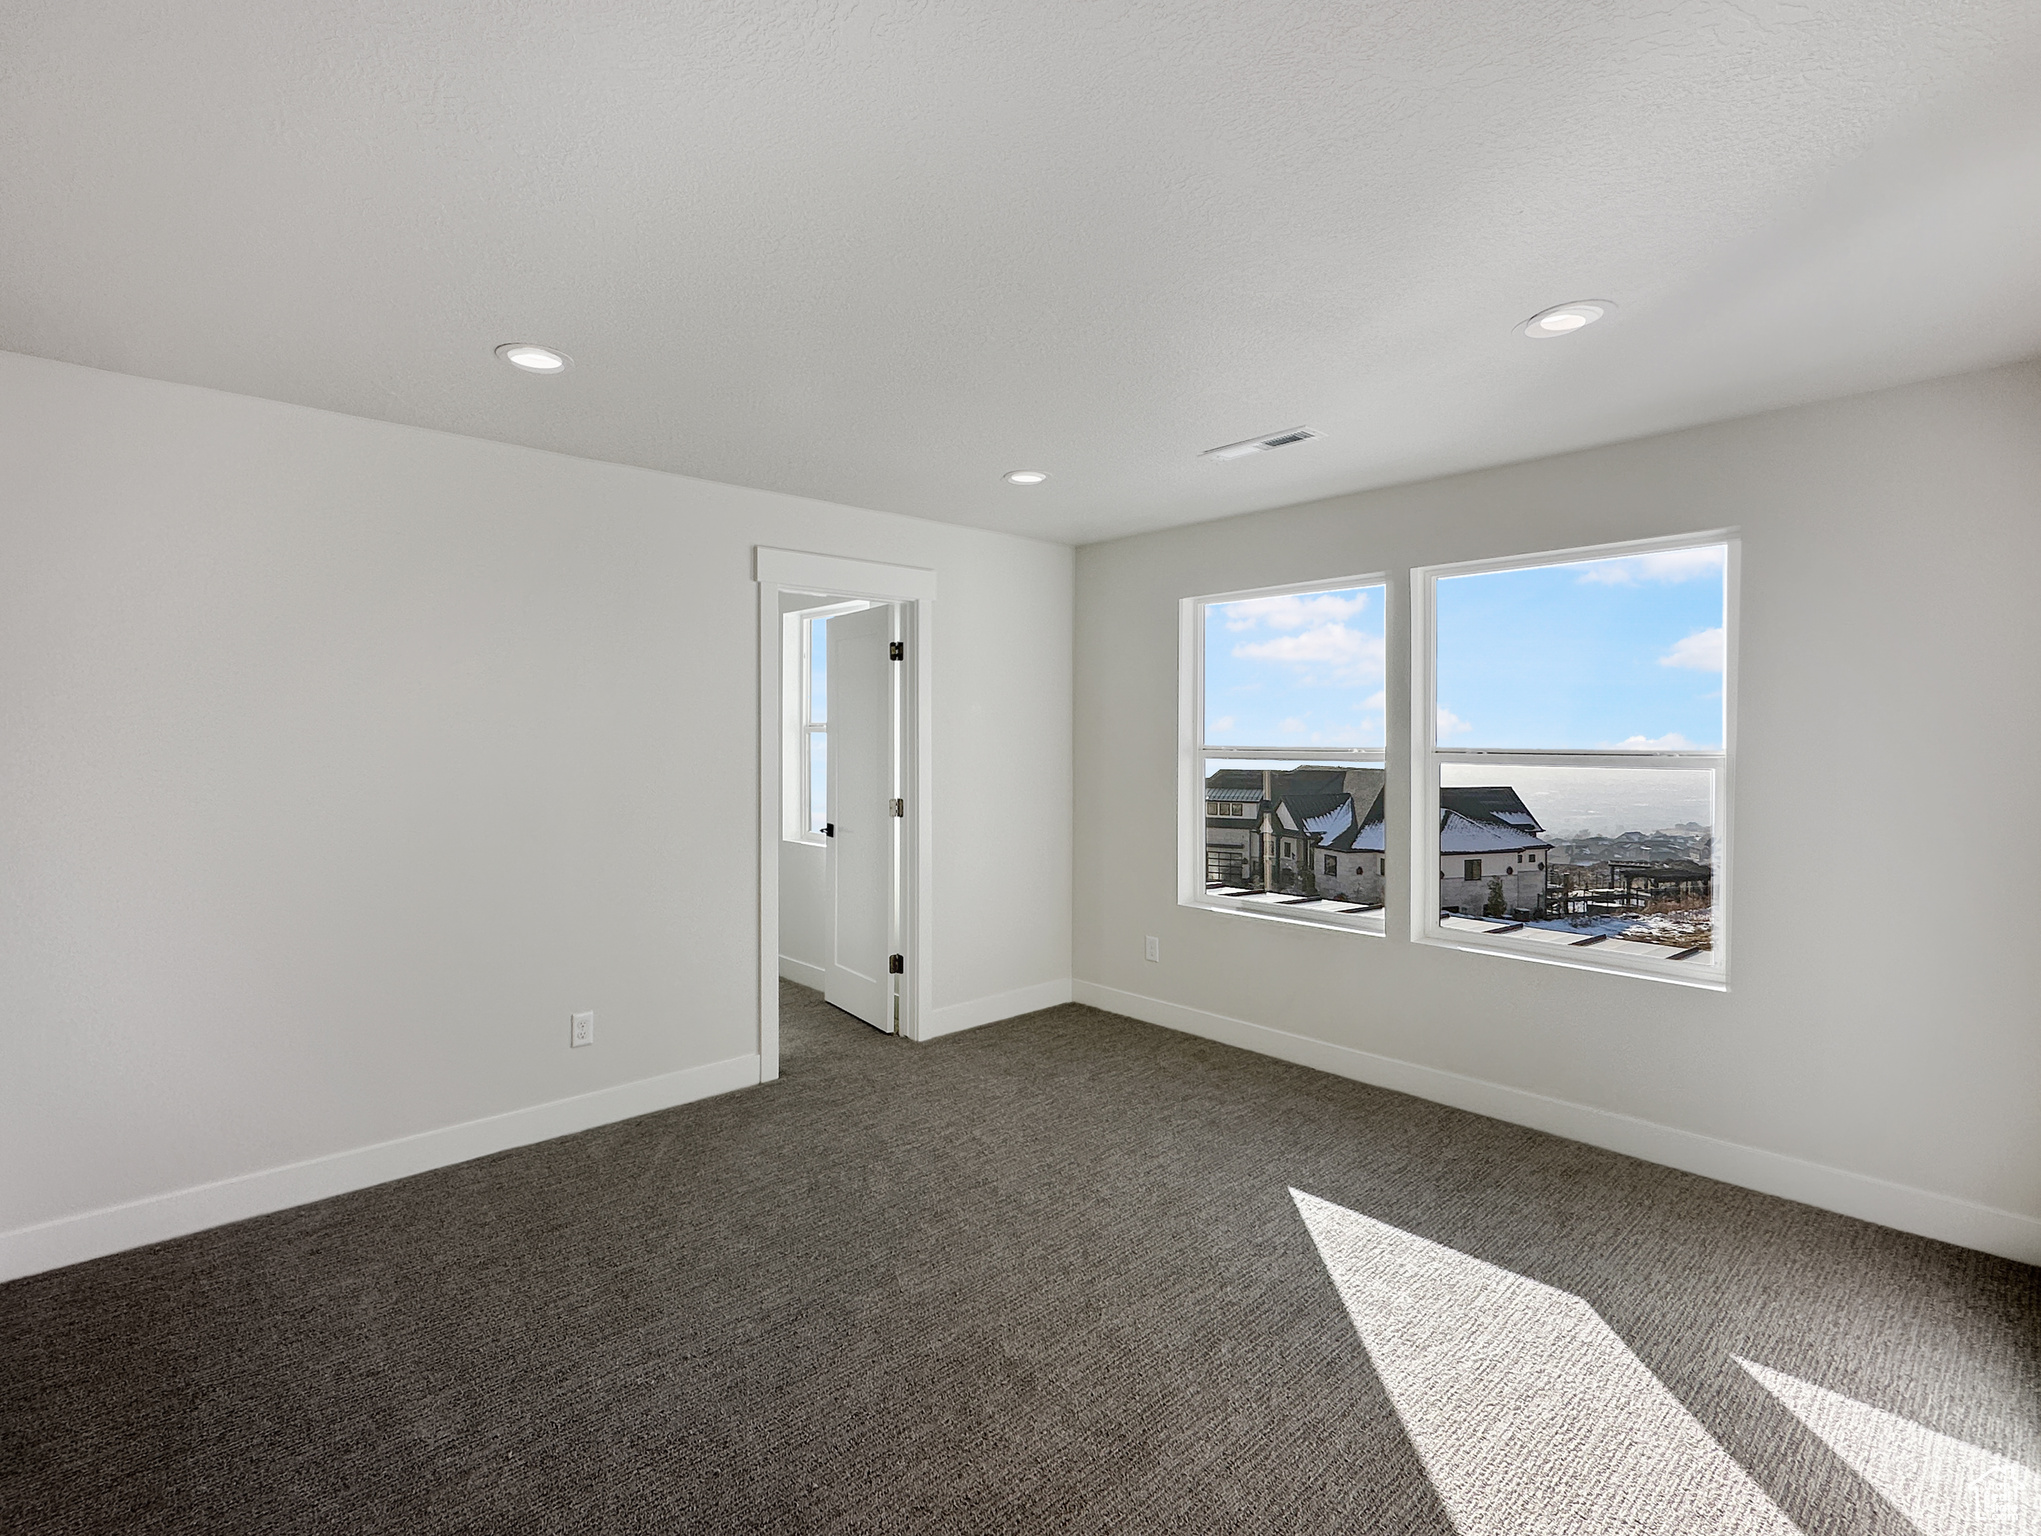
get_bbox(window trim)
[1179,572,1391,936]
[1409,530,1738,989]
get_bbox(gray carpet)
[3,989,2035,1534]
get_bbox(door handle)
[823,823,834,837]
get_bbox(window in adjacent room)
[1182,575,1389,934]
[1416,534,1733,983]
[781,599,872,844]
[805,615,828,838]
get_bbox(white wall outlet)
[570,1011,595,1048]
[1144,936,1160,962]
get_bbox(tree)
[1484,876,1507,919]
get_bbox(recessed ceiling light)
[495,342,571,373]
[1521,301,1614,339]
[1004,470,1049,485]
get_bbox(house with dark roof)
[1204,766,1385,900]
[1436,787,1553,919]
[1205,770,1553,916]
[1311,786,1389,904]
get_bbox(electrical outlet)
[570,1011,595,1048]
[1144,936,1160,962]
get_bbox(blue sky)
[1436,546,1726,749]
[1204,585,1387,749]
[1203,548,1725,752]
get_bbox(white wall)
[1073,360,2041,1263]
[778,841,829,988]
[0,351,1073,1277]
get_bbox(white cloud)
[1612,733,1695,749]
[1211,715,1235,732]
[1221,590,1371,631]
[1577,547,1726,585]
[1278,716,1308,735]
[1437,707,1471,737]
[1234,622,1386,685]
[1359,690,1386,712]
[1659,627,1725,671]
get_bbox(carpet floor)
[3,989,2035,1534]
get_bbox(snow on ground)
[1521,908,1712,949]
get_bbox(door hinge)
[888,953,905,974]
[823,823,834,837]
[889,798,904,817]
[888,641,904,661]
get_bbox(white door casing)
[755,545,934,1079]
[824,603,896,1030]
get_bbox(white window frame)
[780,598,872,846]
[1410,530,1737,988]
[1179,573,1390,936]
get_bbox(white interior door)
[824,604,896,1030]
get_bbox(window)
[804,615,828,836]
[1417,535,1732,983]
[782,599,871,844]
[1183,576,1388,933]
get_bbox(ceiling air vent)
[1201,427,1323,461]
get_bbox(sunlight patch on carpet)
[1292,1188,1799,1535]
[1736,1358,2039,1536]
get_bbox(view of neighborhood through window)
[1428,540,1730,973]
[1197,581,1388,932]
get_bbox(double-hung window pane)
[1193,581,1387,933]
[805,613,830,836]
[1424,541,1731,979]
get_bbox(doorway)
[755,548,935,1081]
[778,594,898,1032]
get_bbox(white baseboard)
[922,977,1074,1040]
[778,955,827,989]
[0,1054,761,1284]
[1072,980,2041,1267]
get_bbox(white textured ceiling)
[4,1,2039,544]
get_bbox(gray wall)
[0,351,1073,1268]
[1073,361,2041,1256]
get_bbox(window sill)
[1420,918,1725,989]
[1189,891,1386,936]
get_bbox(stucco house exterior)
[1434,787,1552,918]
[1204,769,1552,918]
[1205,766,1388,898]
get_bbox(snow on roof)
[1301,799,1353,839]
[1440,786,1542,830]
[1439,809,1552,854]
[1321,789,1387,852]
